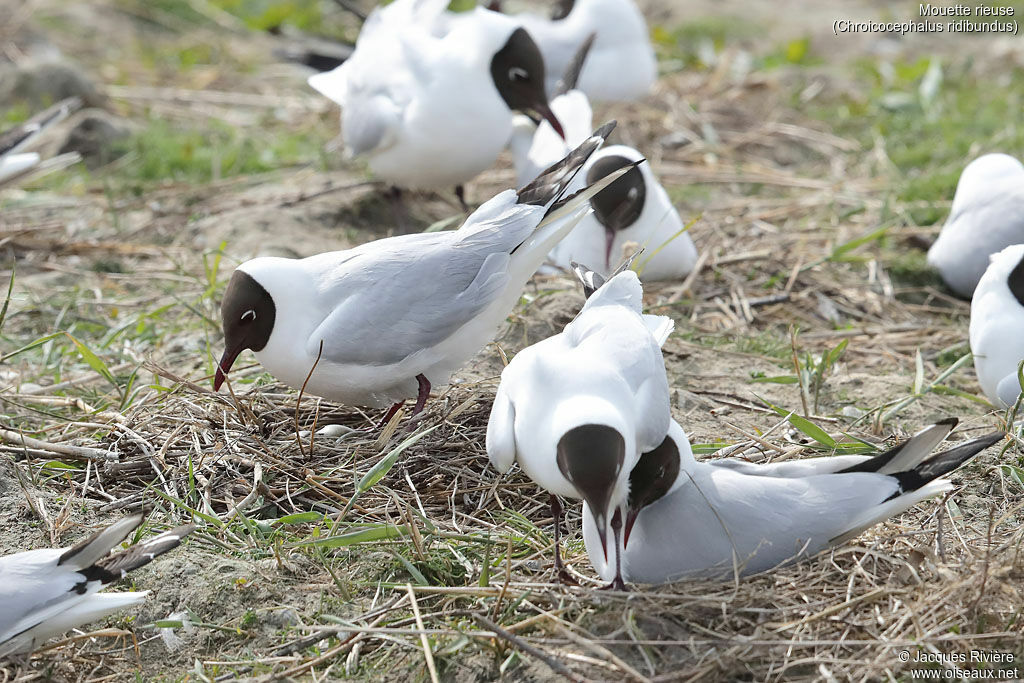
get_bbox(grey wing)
[342,92,400,155]
[309,241,512,366]
[0,550,79,642]
[709,454,875,477]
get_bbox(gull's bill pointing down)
[306,0,565,195]
[214,122,631,425]
[0,515,195,657]
[582,418,1003,585]
[508,42,698,282]
[486,266,673,588]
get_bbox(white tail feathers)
[643,314,674,347]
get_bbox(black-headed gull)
[0,514,195,657]
[215,122,632,422]
[582,418,1003,585]
[486,265,673,587]
[970,243,1024,407]
[509,59,698,281]
[498,0,656,101]
[0,98,81,189]
[927,153,1024,298]
[307,0,564,196]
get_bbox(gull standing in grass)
[493,0,656,101]
[509,38,698,281]
[0,514,195,657]
[970,243,1024,407]
[582,418,1003,585]
[307,0,565,207]
[927,153,1024,298]
[215,122,633,424]
[486,263,673,588]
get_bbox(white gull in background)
[0,514,194,657]
[927,153,1024,298]
[215,123,632,424]
[582,418,1002,585]
[498,0,656,101]
[970,243,1024,407]
[486,264,673,588]
[307,0,564,199]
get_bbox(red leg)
[377,401,405,429]
[411,374,431,416]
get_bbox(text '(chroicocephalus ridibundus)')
[970,243,1024,407]
[0,97,81,190]
[215,122,634,424]
[927,153,1024,298]
[582,418,1003,585]
[486,265,673,588]
[307,0,564,196]
[0,514,195,657]
[497,0,656,101]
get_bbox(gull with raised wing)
[582,418,1003,585]
[509,39,698,282]
[215,123,633,424]
[970,243,1024,407]
[928,153,1024,298]
[0,514,195,657]
[308,0,564,202]
[486,263,673,588]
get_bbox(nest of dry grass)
[2,8,1024,681]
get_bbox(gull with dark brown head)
[583,418,1003,585]
[215,123,631,424]
[486,262,673,588]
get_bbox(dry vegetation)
[2,0,1024,680]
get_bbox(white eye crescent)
[241,309,256,322]
[508,66,528,81]
[627,187,639,200]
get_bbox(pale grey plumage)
[584,419,1002,584]
[0,516,194,657]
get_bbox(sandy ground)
[2,0,1023,680]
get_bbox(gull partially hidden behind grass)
[582,418,1003,585]
[215,122,633,426]
[486,259,673,589]
[0,514,195,658]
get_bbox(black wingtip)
[516,120,617,209]
[570,260,604,298]
[571,248,644,299]
[555,33,596,96]
[87,523,197,585]
[891,431,1005,495]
